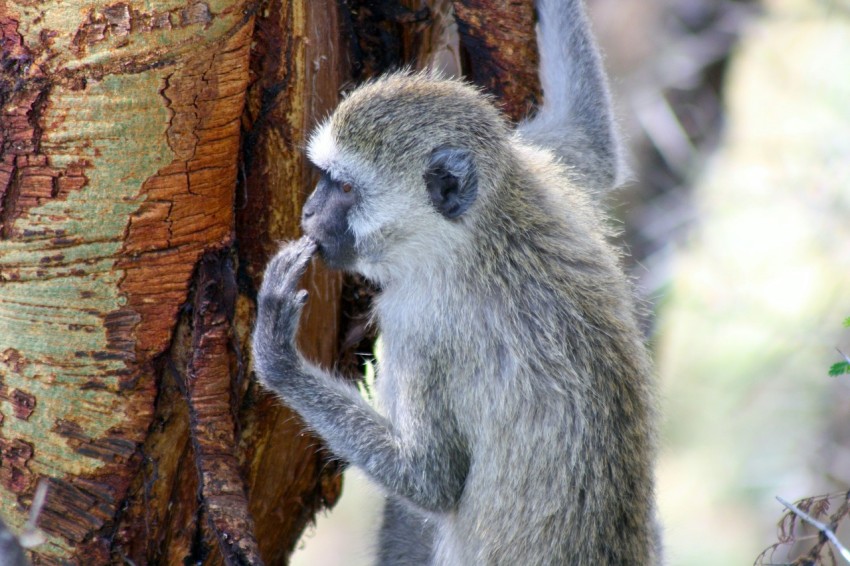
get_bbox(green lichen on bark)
[0,1,252,561]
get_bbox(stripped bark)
[0,0,342,563]
[0,0,257,560]
[187,251,263,565]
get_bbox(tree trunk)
[0,0,538,563]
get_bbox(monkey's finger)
[262,240,307,286]
[276,237,317,289]
[261,237,317,296]
[255,288,307,347]
[282,289,309,338]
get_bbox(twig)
[19,480,48,549]
[777,495,850,564]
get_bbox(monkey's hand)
[252,236,317,390]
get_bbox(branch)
[777,495,850,563]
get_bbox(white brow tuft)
[307,122,338,170]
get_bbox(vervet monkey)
[252,0,661,563]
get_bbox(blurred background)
[293,0,850,564]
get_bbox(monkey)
[251,0,661,563]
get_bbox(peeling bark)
[0,0,261,563]
[187,252,262,565]
[0,18,54,239]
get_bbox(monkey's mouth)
[311,236,357,271]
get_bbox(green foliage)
[357,336,382,405]
[828,317,850,376]
[828,361,850,377]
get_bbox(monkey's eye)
[341,182,353,193]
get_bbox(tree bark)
[0,0,539,563]
[452,0,540,120]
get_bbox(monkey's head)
[303,73,511,283]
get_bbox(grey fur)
[252,0,660,564]
[518,0,625,194]
[377,499,435,566]
[424,147,478,219]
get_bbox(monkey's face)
[303,121,409,275]
[301,170,358,270]
[302,74,511,282]
[303,123,481,282]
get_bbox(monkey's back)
[374,146,660,565]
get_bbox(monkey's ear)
[424,147,478,219]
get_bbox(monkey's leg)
[376,498,435,566]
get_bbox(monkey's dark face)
[301,171,359,270]
[303,76,502,281]
[302,145,480,278]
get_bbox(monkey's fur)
[252,0,661,564]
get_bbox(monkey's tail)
[516,0,626,196]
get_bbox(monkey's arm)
[518,0,622,193]
[252,238,468,512]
